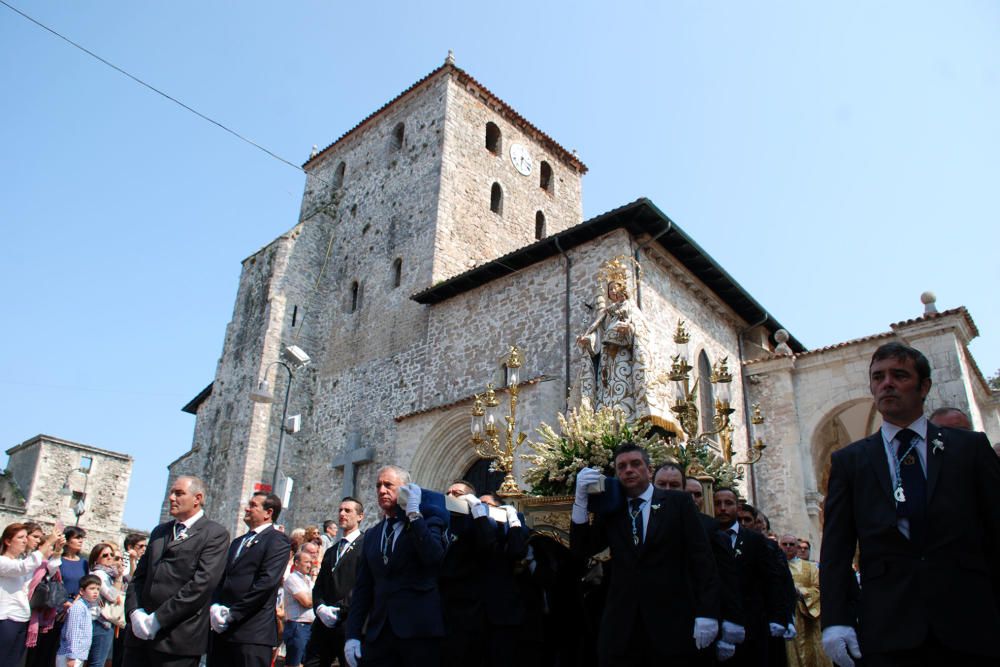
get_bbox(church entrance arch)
[409,409,483,492]
[810,398,878,496]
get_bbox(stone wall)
[1,435,132,549]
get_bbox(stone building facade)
[0,434,135,548]
[168,58,999,548]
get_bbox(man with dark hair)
[929,406,972,430]
[124,476,230,667]
[304,497,365,667]
[714,488,789,666]
[208,492,291,667]
[654,464,746,661]
[572,443,720,665]
[821,342,1000,666]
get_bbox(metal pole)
[271,363,293,490]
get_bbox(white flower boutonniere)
[651,504,661,511]
[932,438,945,455]
[734,547,742,558]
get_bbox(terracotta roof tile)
[303,62,587,174]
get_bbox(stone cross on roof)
[332,431,375,499]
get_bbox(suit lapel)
[642,492,664,553]
[926,425,945,501]
[862,433,894,504]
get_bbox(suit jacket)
[480,516,529,627]
[820,425,1000,656]
[213,525,291,646]
[345,512,449,643]
[570,487,720,658]
[124,516,230,656]
[439,512,494,633]
[698,512,745,627]
[312,531,366,624]
[729,525,787,639]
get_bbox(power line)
[0,0,321,181]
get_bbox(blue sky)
[2,1,997,531]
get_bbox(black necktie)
[173,522,187,542]
[727,528,737,550]
[895,428,927,545]
[335,538,350,565]
[628,498,644,545]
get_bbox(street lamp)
[58,467,90,526]
[251,345,310,490]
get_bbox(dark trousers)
[1,619,28,666]
[598,612,697,667]
[362,624,441,667]
[862,634,1000,667]
[207,637,272,667]
[732,631,768,667]
[304,620,345,667]
[122,646,201,667]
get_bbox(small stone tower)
[170,57,587,532]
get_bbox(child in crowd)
[56,574,101,667]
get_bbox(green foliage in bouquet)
[521,399,741,496]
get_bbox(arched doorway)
[811,399,879,495]
[461,458,505,497]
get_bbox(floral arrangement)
[521,399,741,496]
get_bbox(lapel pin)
[651,504,661,511]
[931,438,944,454]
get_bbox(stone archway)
[811,398,879,495]
[409,409,484,492]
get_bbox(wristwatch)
[407,511,423,521]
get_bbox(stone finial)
[921,291,938,315]
[309,145,319,159]
[774,328,793,356]
[445,50,455,66]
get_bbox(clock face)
[509,142,533,176]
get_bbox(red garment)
[25,565,60,647]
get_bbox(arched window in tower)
[698,351,715,434]
[392,122,405,151]
[539,161,553,194]
[392,258,402,288]
[490,182,503,215]
[485,122,502,155]
[333,161,346,190]
[350,280,360,313]
[535,211,546,240]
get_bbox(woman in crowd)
[87,542,122,667]
[1,522,63,665]
[59,527,88,606]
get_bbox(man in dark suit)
[714,488,788,667]
[570,443,721,666]
[303,496,366,667]
[821,342,1000,667]
[124,475,230,667]
[207,492,291,667]
[654,463,746,661]
[344,465,449,667]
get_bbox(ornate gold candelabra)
[470,345,527,496]
[667,320,766,471]
[733,403,767,474]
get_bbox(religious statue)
[576,256,654,422]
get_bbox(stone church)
[167,56,999,549]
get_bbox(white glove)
[716,640,736,661]
[404,483,422,515]
[463,493,487,518]
[693,617,719,650]
[316,604,339,628]
[721,620,745,644]
[822,625,862,667]
[501,505,521,528]
[344,638,362,667]
[147,613,160,638]
[783,622,797,639]
[769,622,786,637]
[574,467,603,504]
[209,604,231,633]
[129,609,151,640]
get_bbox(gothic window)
[392,258,402,288]
[333,161,346,190]
[539,161,553,194]
[490,183,503,215]
[392,122,405,150]
[350,281,361,313]
[486,122,502,155]
[535,211,546,239]
[698,351,715,434]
